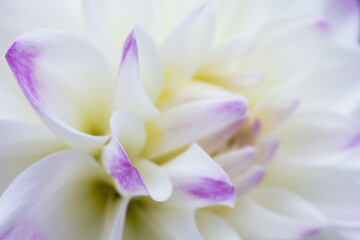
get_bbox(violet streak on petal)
[183,177,235,202]
[6,42,40,105]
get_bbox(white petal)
[81,0,121,70]
[163,144,235,208]
[114,31,160,120]
[101,137,147,198]
[256,134,280,165]
[196,211,241,240]
[90,0,161,50]
[161,3,215,91]
[214,146,258,174]
[222,187,328,240]
[199,33,255,74]
[144,206,203,240]
[277,112,360,161]
[110,109,146,159]
[233,165,266,197]
[102,111,172,201]
[294,48,360,115]
[198,118,244,155]
[6,29,114,153]
[255,93,299,132]
[0,120,66,194]
[143,96,247,158]
[267,157,360,227]
[324,0,360,49]
[134,24,164,103]
[134,159,173,202]
[236,16,330,97]
[108,198,130,240]
[0,150,114,240]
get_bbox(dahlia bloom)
[0,0,360,240]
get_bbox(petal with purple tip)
[102,110,172,201]
[114,30,159,120]
[233,165,265,197]
[222,187,327,240]
[161,3,215,91]
[142,96,248,159]
[0,150,113,240]
[5,30,114,153]
[162,144,235,208]
[278,112,360,161]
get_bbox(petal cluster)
[0,0,360,240]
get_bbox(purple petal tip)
[185,177,235,205]
[121,30,138,62]
[5,41,39,100]
[300,227,322,238]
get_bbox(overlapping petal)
[0,150,114,240]
[6,29,114,153]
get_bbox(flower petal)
[143,206,203,240]
[143,96,247,158]
[277,112,360,161]
[108,198,130,240]
[134,24,163,103]
[110,109,146,159]
[267,157,360,228]
[6,29,114,153]
[81,0,120,70]
[196,211,241,240]
[162,144,235,208]
[89,0,161,50]
[233,165,266,198]
[134,159,173,202]
[235,16,330,100]
[0,120,66,194]
[0,150,114,240]
[102,110,172,201]
[214,146,258,174]
[222,187,328,240]
[324,0,360,49]
[101,137,147,198]
[161,3,215,91]
[114,30,160,120]
[255,93,299,132]
[294,48,360,115]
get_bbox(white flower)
[0,0,360,240]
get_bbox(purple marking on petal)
[108,141,147,194]
[325,0,359,17]
[184,177,235,203]
[121,30,138,63]
[6,42,40,101]
[345,131,360,149]
[1,220,44,240]
[189,3,212,19]
[235,166,265,197]
[315,19,330,34]
[200,117,245,154]
[299,227,322,238]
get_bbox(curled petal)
[6,29,113,153]
[143,96,247,158]
[114,30,159,120]
[222,187,328,240]
[161,3,215,91]
[196,211,241,240]
[162,144,236,208]
[0,150,112,240]
[0,120,66,194]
